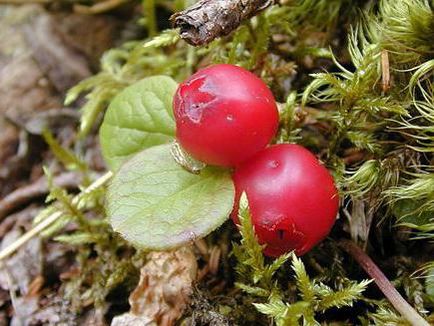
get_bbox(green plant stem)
[186,45,196,76]
[0,172,113,262]
[144,0,157,37]
[339,239,429,326]
[327,105,353,162]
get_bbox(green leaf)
[317,280,371,311]
[234,193,266,284]
[254,300,310,326]
[291,254,316,303]
[235,283,269,297]
[100,76,178,171]
[106,144,234,250]
[253,300,286,317]
[264,252,291,282]
[55,232,100,245]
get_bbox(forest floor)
[0,1,433,325]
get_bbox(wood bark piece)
[171,0,275,46]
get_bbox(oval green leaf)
[106,144,235,250]
[100,76,178,171]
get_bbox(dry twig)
[171,0,275,46]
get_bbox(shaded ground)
[0,5,123,324]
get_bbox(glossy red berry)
[173,64,279,167]
[231,144,339,257]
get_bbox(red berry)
[173,64,279,167]
[231,144,339,257]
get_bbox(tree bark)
[171,0,275,46]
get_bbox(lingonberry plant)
[98,66,340,258]
[231,144,339,257]
[173,64,279,167]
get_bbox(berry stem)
[339,239,429,326]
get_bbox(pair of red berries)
[173,64,339,257]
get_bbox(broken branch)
[171,0,275,46]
